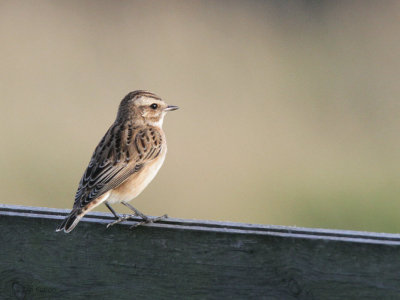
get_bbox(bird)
[56,90,179,233]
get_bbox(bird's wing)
[73,123,163,210]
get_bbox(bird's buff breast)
[107,147,167,204]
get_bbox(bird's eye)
[150,103,158,109]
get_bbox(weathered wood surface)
[1,204,400,299]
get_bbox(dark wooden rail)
[1,204,400,299]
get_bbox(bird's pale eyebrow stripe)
[127,90,161,101]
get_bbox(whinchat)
[57,90,179,233]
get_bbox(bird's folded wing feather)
[73,123,163,209]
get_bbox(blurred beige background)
[1,0,400,232]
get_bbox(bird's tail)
[56,209,82,233]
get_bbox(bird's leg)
[121,201,148,219]
[105,202,120,219]
[121,201,168,229]
[105,202,134,228]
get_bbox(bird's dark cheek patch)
[149,116,159,123]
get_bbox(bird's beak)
[165,105,179,111]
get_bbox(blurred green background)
[1,0,400,233]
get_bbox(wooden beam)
[0,204,399,299]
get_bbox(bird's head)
[117,90,179,127]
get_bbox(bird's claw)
[106,214,134,228]
[129,214,168,229]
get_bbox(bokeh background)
[1,0,400,233]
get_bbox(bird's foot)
[106,214,135,228]
[130,214,168,229]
